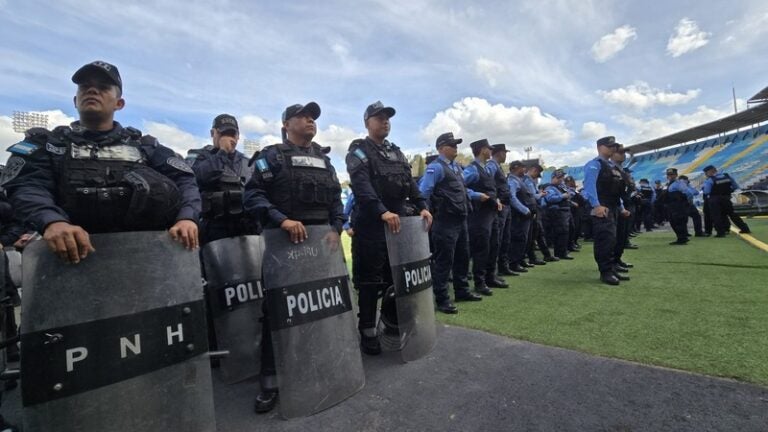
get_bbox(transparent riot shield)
[202,235,265,384]
[20,232,216,432]
[262,225,364,419]
[385,216,438,362]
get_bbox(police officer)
[665,168,691,245]
[506,160,534,272]
[542,169,573,260]
[463,139,500,295]
[610,145,634,272]
[678,175,704,237]
[345,101,432,355]
[636,178,656,232]
[243,101,345,413]
[564,176,584,252]
[582,136,629,285]
[2,60,200,264]
[523,163,555,266]
[653,179,666,226]
[192,114,256,244]
[419,133,482,314]
[485,144,511,288]
[702,165,751,236]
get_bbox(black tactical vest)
[639,185,653,200]
[490,161,511,204]
[354,139,411,203]
[596,158,624,207]
[432,159,469,217]
[199,151,251,221]
[511,175,536,208]
[265,143,340,224]
[467,160,497,209]
[51,126,181,233]
[710,174,733,196]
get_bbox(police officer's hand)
[43,222,95,264]
[496,201,503,212]
[478,193,490,202]
[216,136,237,154]
[169,220,199,250]
[593,205,609,218]
[419,209,433,231]
[572,202,579,208]
[345,228,355,237]
[281,219,308,243]
[381,211,401,233]
[524,210,532,219]
[621,209,631,218]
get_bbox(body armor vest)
[596,158,624,207]
[639,185,653,200]
[52,126,180,233]
[710,174,733,196]
[432,159,469,217]
[491,161,511,204]
[200,154,251,221]
[546,184,570,210]
[266,143,340,224]
[511,175,536,208]
[467,161,497,209]
[355,139,411,204]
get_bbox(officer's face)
[494,151,507,163]
[365,113,391,140]
[439,145,458,160]
[285,113,317,141]
[211,129,239,150]
[513,166,526,176]
[74,79,124,118]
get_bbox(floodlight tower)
[12,111,49,133]
[524,146,532,160]
[242,138,260,157]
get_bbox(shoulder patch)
[0,156,26,185]
[166,156,194,173]
[426,168,435,174]
[8,141,40,155]
[46,142,66,155]
[352,148,368,162]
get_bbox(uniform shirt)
[419,155,473,206]
[2,122,200,232]
[342,192,355,231]
[702,173,740,195]
[242,141,345,233]
[507,175,531,215]
[543,184,566,206]
[522,175,539,197]
[461,158,490,201]
[669,180,699,202]
[582,157,625,211]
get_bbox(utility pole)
[524,146,532,160]
[732,85,738,114]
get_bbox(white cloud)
[474,57,505,87]
[721,10,768,54]
[667,18,711,57]
[315,124,364,159]
[591,25,637,63]
[239,115,281,135]
[0,110,76,164]
[143,121,209,157]
[579,122,607,140]
[421,97,572,149]
[598,81,701,110]
[615,103,738,144]
[502,146,597,169]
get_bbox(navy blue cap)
[282,102,321,122]
[469,139,492,153]
[364,101,396,120]
[491,143,509,154]
[436,132,462,149]
[212,114,238,132]
[597,136,620,147]
[702,165,716,173]
[72,61,122,91]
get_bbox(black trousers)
[592,207,618,274]
[639,201,653,231]
[485,207,502,281]
[497,205,512,269]
[527,211,552,261]
[569,207,581,247]
[709,195,750,234]
[351,227,392,331]
[544,208,570,258]
[468,206,496,285]
[614,210,631,261]
[687,203,703,235]
[431,213,471,304]
[703,197,713,234]
[668,202,689,241]
[509,211,531,266]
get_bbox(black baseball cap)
[212,114,239,133]
[508,160,524,169]
[597,136,620,147]
[436,132,462,149]
[72,61,123,91]
[527,162,544,171]
[491,143,510,154]
[551,169,566,179]
[282,102,321,122]
[702,165,716,173]
[469,139,492,153]
[364,101,396,121]
[666,168,678,175]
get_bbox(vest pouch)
[123,166,182,230]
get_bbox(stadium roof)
[626,102,768,154]
[748,86,768,104]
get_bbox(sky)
[1,0,767,181]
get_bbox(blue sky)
[1,0,766,178]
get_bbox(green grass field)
[342,227,768,386]
[745,217,768,244]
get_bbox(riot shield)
[262,225,364,419]
[385,216,438,362]
[202,235,265,384]
[20,232,216,432]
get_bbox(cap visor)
[301,102,321,120]
[72,64,117,86]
